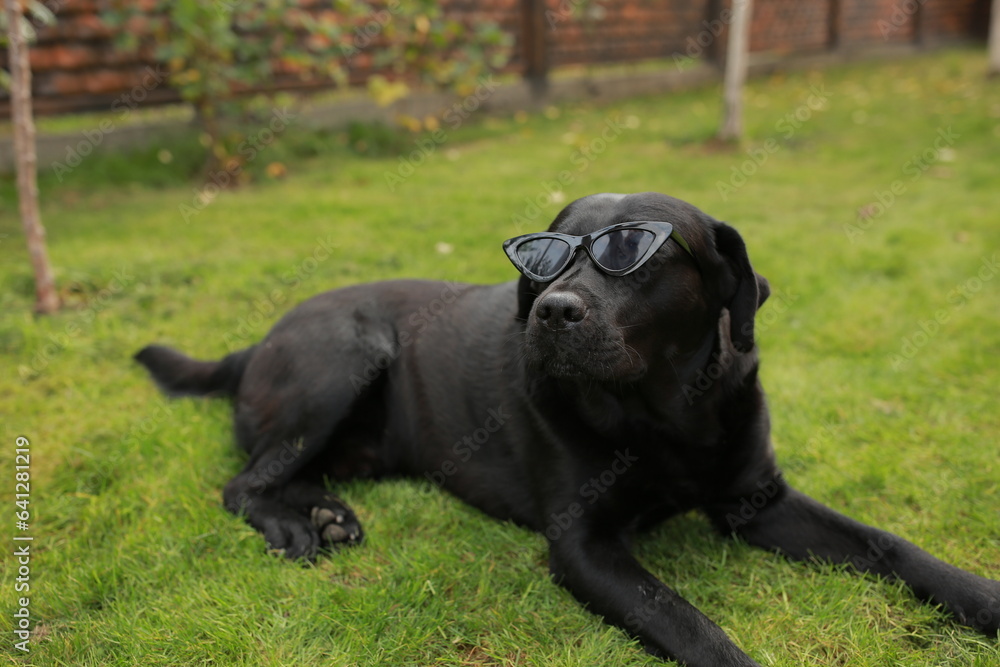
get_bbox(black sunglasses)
[503,221,695,283]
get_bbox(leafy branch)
[102,0,511,181]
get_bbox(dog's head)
[513,192,769,383]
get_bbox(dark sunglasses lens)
[515,237,572,279]
[591,229,656,272]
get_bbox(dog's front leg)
[548,530,761,667]
[706,485,1000,634]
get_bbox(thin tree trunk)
[989,0,1000,77]
[5,0,60,314]
[718,0,753,142]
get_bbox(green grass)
[2,48,1000,666]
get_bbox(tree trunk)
[521,0,550,100]
[718,0,753,142]
[989,0,1000,77]
[5,0,60,314]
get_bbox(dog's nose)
[535,291,588,329]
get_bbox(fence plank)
[521,0,550,96]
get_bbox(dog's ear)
[516,275,541,322]
[713,222,770,353]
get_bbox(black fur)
[136,192,999,666]
[134,344,256,397]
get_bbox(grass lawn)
[2,48,999,666]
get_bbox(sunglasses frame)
[502,221,695,283]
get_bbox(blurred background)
[1,0,992,180]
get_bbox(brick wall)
[840,0,918,45]
[922,0,989,40]
[0,0,990,117]
[544,0,709,66]
[751,0,830,53]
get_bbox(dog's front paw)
[310,497,364,550]
[258,512,321,561]
[949,578,1000,635]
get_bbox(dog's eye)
[592,230,655,271]
[516,238,572,278]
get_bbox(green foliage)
[101,0,348,175]
[362,0,511,92]
[100,0,511,178]
[0,0,57,89]
[0,0,55,42]
[103,1,352,106]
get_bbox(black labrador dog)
[136,192,999,666]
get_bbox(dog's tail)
[133,344,257,398]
